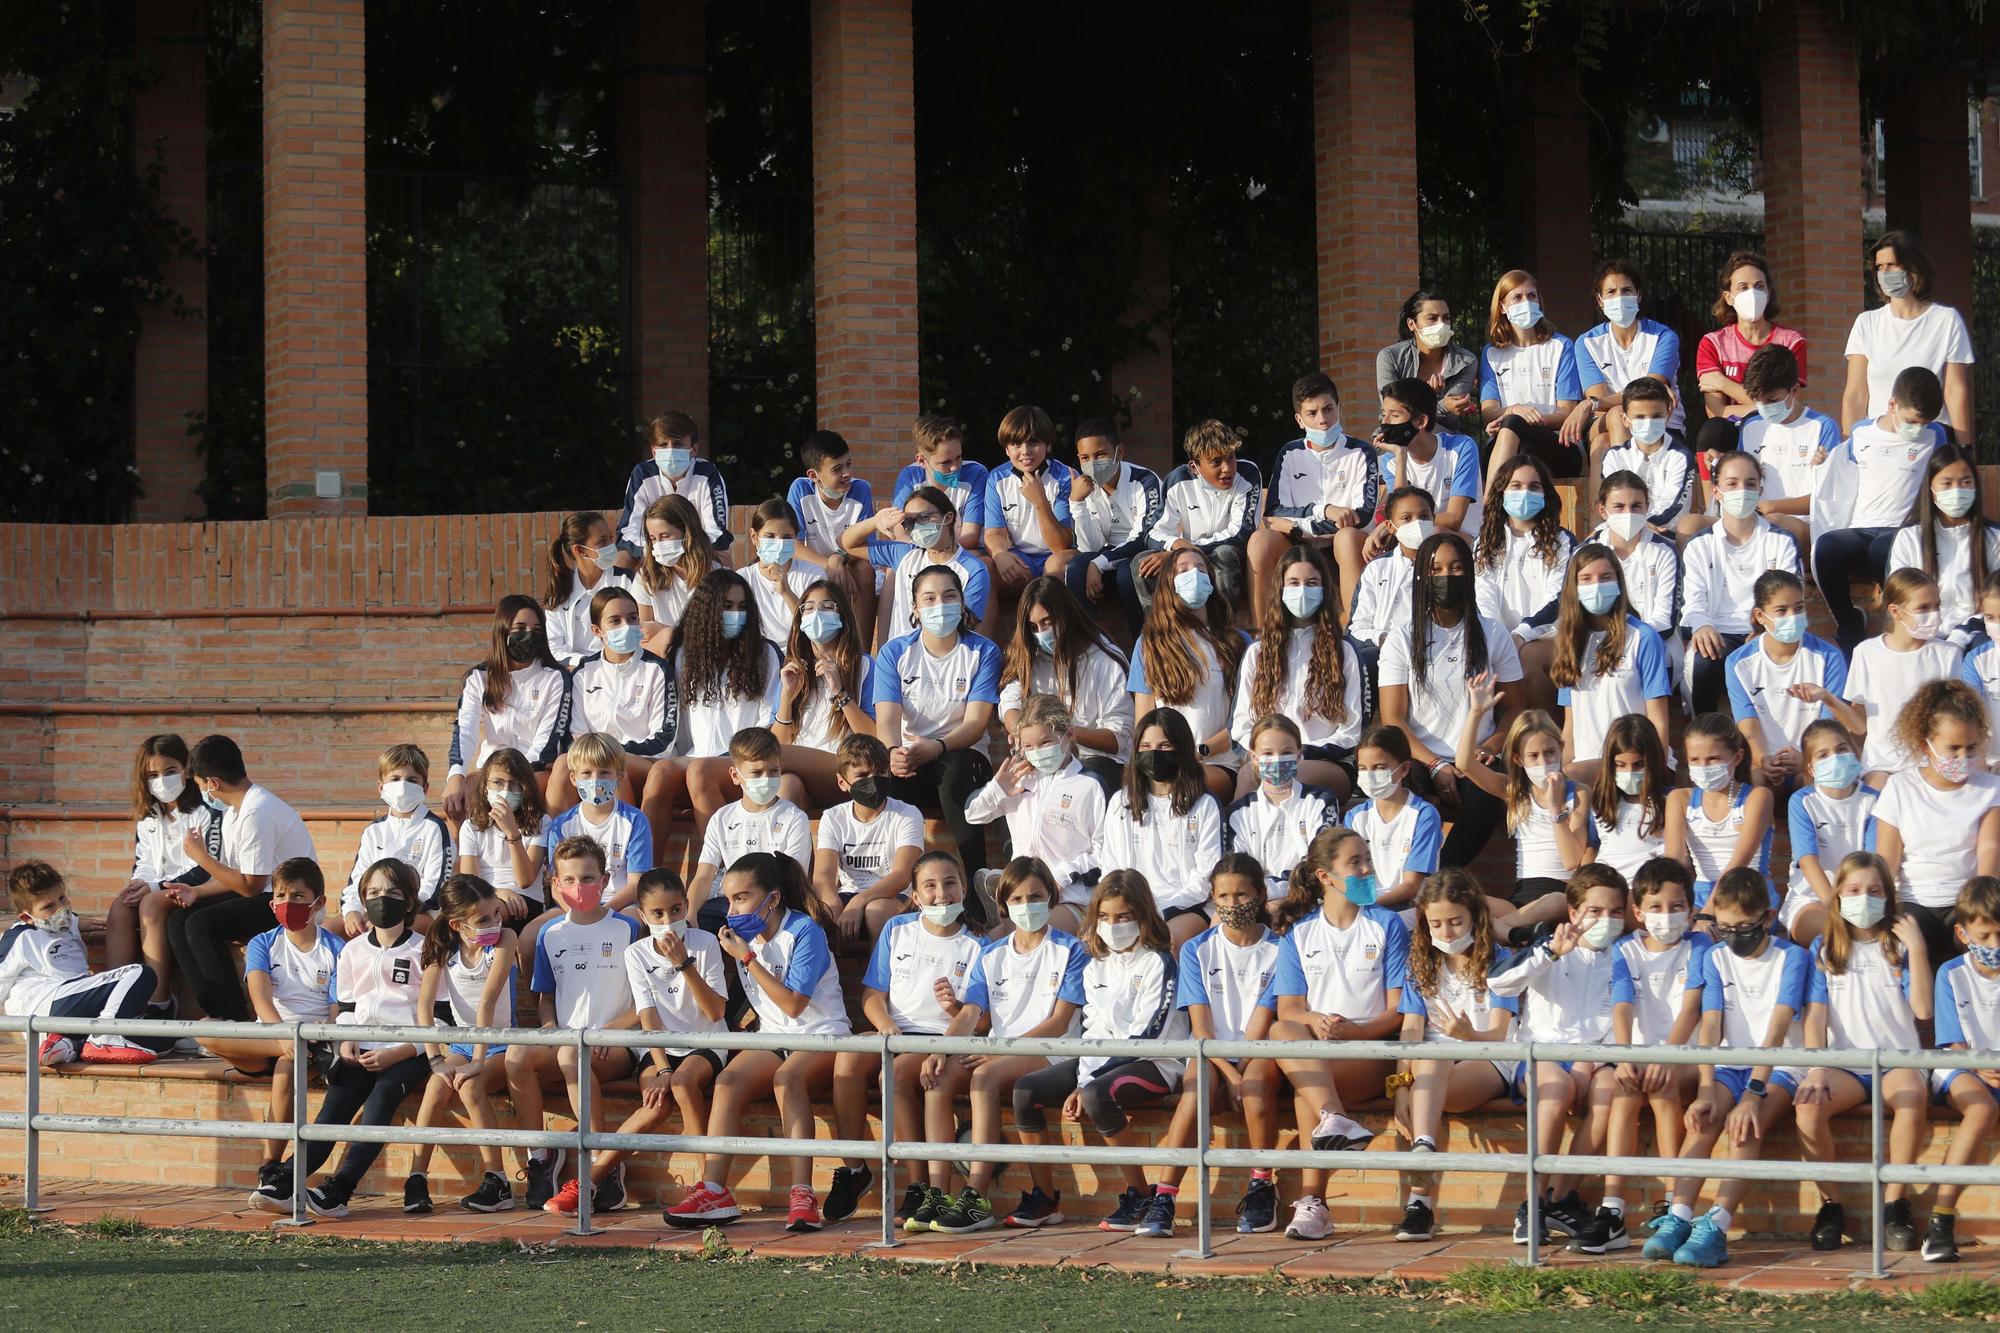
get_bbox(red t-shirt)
[1694,323,1808,388]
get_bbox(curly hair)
[1549,544,1632,687]
[1140,548,1239,708]
[468,748,547,836]
[671,569,771,706]
[1476,454,1566,574]
[1251,545,1348,725]
[1404,868,1495,1004]
[1893,678,1991,768]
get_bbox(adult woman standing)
[1842,230,1976,440]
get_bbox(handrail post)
[1868,1047,1886,1281]
[1521,1044,1540,1268]
[1191,1040,1214,1259]
[872,1032,899,1249]
[22,1014,48,1213]
[570,1027,595,1237]
[275,1021,313,1228]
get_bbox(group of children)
[8,235,1997,1262]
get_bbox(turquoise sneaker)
[1672,1211,1730,1267]
[1640,1211,1692,1260]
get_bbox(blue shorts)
[448,1042,507,1060]
[1713,1065,1800,1103]
[1014,549,1049,577]
[1508,1058,1574,1103]
[1934,1068,2000,1104]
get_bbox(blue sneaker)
[1671,1211,1730,1268]
[1641,1211,1692,1260]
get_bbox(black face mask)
[506,628,546,663]
[1718,923,1766,957]
[847,776,887,809]
[1429,574,1470,610]
[364,895,409,929]
[1137,750,1182,783]
[1378,421,1421,446]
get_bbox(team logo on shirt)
[600,941,615,958]
[953,960,968,979]
[1363,944,1377,962]
[313,967,330,986]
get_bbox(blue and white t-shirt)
[963,928,1088,1040]
[1726,633,1848,758]
[1699,935,1810,1054]
[786,475,875,559]
[1178,925,1282,1041]
[1480,334,1585,416]
[983,461,1077,557]
[738,909,850,1037]
[1577,317,1684,432]
[872,629,1003,741]
[1556,618,1672,759]
[895,459,989,530]
[1808,936,1918,1052]
[246,926,344,1022]
[1269,905,1410,1022]
[533,911,644,1028]
[1343,795,1443,900]
[1611,932,1707,1046]
[864,913,984,1035]
[546,800,655,888]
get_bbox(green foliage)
[0,5,193,523]
[1445,1261,1703,1313]
[1915,1276,2000,1318]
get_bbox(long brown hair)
[1819,851,1907,977]
[783,578,866,741]
[1477,454,1566,573]
[480,594,556,713]
[1002,575,1126,704]
[638,493,715,601]
[670,569,771,705]
[1589,713,1669,841]
[468,748,547,836]
[541,510,610,608]
[131,733,202,823]
[1140,548,1239,707]
[1549,543,1632,688]
[1123,707,1205,825]
[1910,443,1991,592]
[1404,868,1496,1002]
[1081,869,1172,959]
[1486,268,1551,347]
[1274,826,1367,935]
[1251,545,1348,724]
[1498,709,1567,831]
[421,874,501,971]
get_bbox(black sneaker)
[905,1185,946,1233]
[1005,1186,1064,1228]
[928,1187,995,1234]
[248,1162,293,1215]
[256,1159,289,1192]
[1133,1189,1177,1238]
[1511,1199,1546,1245]
[593,1163,627,1213]
[1922,1211,1960,1263]
[305,1180,350,1220]
[1395,1198,1436,1242]
[462,1171,516,1213]
[1883,1198,1918,1252]
[1235,1179,1279,1234]
[1100,1185,1154,1231]
[1543,1190,1588,1240]
[1569,1206,1628,1254]
[825,1165,873,1223]
[522,1151,564,1212]
[403,1173,433,1215]
[895,1181,928,1223]
[1810,1199,1846,1251]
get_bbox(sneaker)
[825,1165,873,1223]
[1284,1195,1332,1242]
[593,1164,627,1214]
[928,1187,996,1234]
[785,1184,823,1233]
[1569,1206,1628,1254]
[1099,1185,1153,1231]
[403,1173,433,1215]
[1511,1199,1546,1245]
[545,1178,582,1217]
[256,1159,288,1192]
[664,1182,741,1228]
[904,1185,945,1233]
[81,1037,157,1065]
[1308,1109,1372,1153]
[1004,1186,1064,1229]
[462,1171,516,1213]
[1235,1179,1279,1234]
[248,1174,293,1214]
[1810,1199,1846,1251]
[1671,1210,1730,1267]
[1922,1211,1961,1263]
[1395,1198,1436,1242]
[37,1034,76,1067]
[1883,1198,1918,1252]
[1134,1190,1177,1238]
[304,1180,350,1220]
[1544,1189,1589,1240]
[1640,1211,1692,1261]
[521,1150,565,1212]
[895,1181,928,1223]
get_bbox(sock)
[1709,1206,1732,1231]
[1157,1183,1179,1197]
[1409,1191,1432,1206]
[529,1149,549,1164]
[1413,1135,1437,1150]
[1670,1202,1694,1222]
[703,1180,724,1194]
[1249,1168,1273,1183]
[1602,1195,1625,1219]
[409,1170,426,1180]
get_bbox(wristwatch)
[1744,1077,1768,1100]
[832,692,852,712]
[1196,742,1211,759]
[675,957,694,974]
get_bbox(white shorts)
[1777,884,1821,934]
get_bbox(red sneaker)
[545,1178,581,1216]
[664,1182,741,1229]
[786,1184,823,1233]
[38,1034,76,1066]
[81,1039,157,1065]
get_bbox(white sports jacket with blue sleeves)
[1147,460,1264,549]
[1071,461,1164,568]
[617,456,733,556]
[1266,435,1380,534]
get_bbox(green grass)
[0,1218,1979,1331]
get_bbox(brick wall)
[1313,0,1420,408]
[1520,52,1596,335]
[810,0,919,496]
[132,0,210,523]
[263,0,368,517]
[1883,74,1976,316]
[1761,0,1864,390]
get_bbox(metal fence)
[9,1014,2000,1278]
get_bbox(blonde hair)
[1182,419,1241,461]
[1486,269,1550,347]
[1020,693,1072,736]
[378,743,430,786]
[1500,709,1565,830]
[566,731,627,775]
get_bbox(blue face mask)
[604,623,643,656]
[928,468,960,489]
[720,609,749,639]
[1754,397,1792,423]
[1505,299,1543,330]
[1280,585,1324,619]
[918,602,962,637]
[1303,424,1338,448]
[1502,489,1546,521]
[758,536,795,566]
[1033,629,1057,655]
[576,777,616,807]
[800,608,843,644]
[1577,581,1619,615]
[1967,940,2000,970]
[1813,751,1862,790]
[909,521,946,550]
[1600,294,1639,328]
[1174,568,1214,609]
[1258,755,1299,788]
[201,787,227,814]
[1769,612,1807,644]
[726,893,776,942]
[657,446,693,477]
[1344,874,1379,906]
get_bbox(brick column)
[1518,54,1596,334]
[811,0,917,494]
[1313,0,1419,407]
[133,0,209,522]
[1883,74,1974,315]
[263,0,367,516]
[1109,191,1173,476]
[619,0,709,437]
[1761,0,1864,388]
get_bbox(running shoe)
[1005,1187,1064,1228]
[305,1180,351,1220]
[81,1037,157,1065]
[785,1184,823,1233]
[1284,1195,1332,1241]
[403,1172,433,1215]
[1099,1186,1152,1231]
[521,1150,564,1212]
[1810,1199,1846,1251]
[928,1187,996,1233]
[1640,1211,1691,1261]
[1671,1210,1730,1267]
[594,1164,627,1214]
[1569,1206,1628,1254]
[1922,1211,1960,1263]
[1511,1199,1546,1245]
[1133,1190,1176,1238]
[37,1034,76,1067]
[1883,1198,1917,1252]
[664,1182,741,1228]
[462,1171,516,1213]
[1544,1189,1589,1240]
[825,1165,873,1223]
[546,1178,582,1217]
[895,1181,928,1224]
[1235,1179,1278,1234]
[1395,1198,1436,1242]
[904,1185,946,1233]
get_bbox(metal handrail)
[6,1013,1994,1277]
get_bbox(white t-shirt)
[1832,423,1938,530]
[1376,614,1524,756]
[863,913,984,1035]
[1785,783,1879,900]
[1079,947,1190,1083]
[1845,302,1976,426]
[744,560,821,645]
[1935,955,2000,1054]
[623,931,727,1055]
[1513,780,1586,882]
[1224,785,1341,900]
[1681,519,1801,636]
[963,929,1088,1039]
[1490,935,1620,1044]
[1845,636,1962,774]
[1556,620,1671,760]
[1740,408,1839,504]
[1398,960,1517,1043]
[697,797,812,877]
[222,784,316,878]
[1887,522,2000,634]
[547,800,654,887]
[440,940,516,1032]
[1725,634,1848,758]
[997,644,1134,762]
[245,927,343,1023]
[673,642,783,758]
[1593,797,1665,882]
[1873,768,2000,908]
[1611,933,1705,1046]
[1269,906,1410,1022]
[817,797,926,897]
[1809,936,1919,1053]
[1178,925,1282,1042]
[1229,629,1364,752]
[736,910,850,1037]
[457,818,551,904]
[790,656,876,754]
[1344,794,1444,895]
[532,911,644,1028]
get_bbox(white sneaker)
[1284,1195,1332,1241]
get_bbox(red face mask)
[557,879,604,914]
[273,900,316,931]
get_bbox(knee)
[1242,1070,1278,1103]
[1080,1084,1125,1135]
[1010,1083,1047,1129]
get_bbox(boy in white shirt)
[1254,371,1380,620]
[1679,451,1801,714]
[963,695,1106,933]
[1735,344,1837,564]
[2,861,173,1068]
[786,429,878,634]
[1066,416,1163,635]
[689,727,812,931]
[1140,418,1263,610]
[339,744,456,934]
[982,404,1077,590]
[506,835,645,1212]
[1595,376,1691,525]
[813,734,926,941]
[544,732,655,908]
[1926,876,2000,1262]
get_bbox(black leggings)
[1685,629,1749,716]
[301,1053,429,1187]
[1812,525,1899,653]
[1405,768,1508,867]
[885,746,995,875]
[1491,414,1583,477]
[1013,1056,1178,1135]
[166,891,276,1022]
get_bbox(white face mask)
[1614,770,1645,796]
[649,919,688,942]
[1731,287,1770,322]
[1415,322,1454,350]
[1395,518,1435,550]
[380,779,425,815]
[1719,488,1761,519]
[1357,768,1401,801]
[1688,763,1732,792]
[1432,931,1474,956]
[651,537,686,564]
[1644,910,1688,946]
[147,773,186,803]
[1579,918,1622,951]
[1838,894,1886,929]
[920,901,965,927]
[1628,416,1667,446]
[1525,762,1558,789]
[1098,920,1142,952]
[741,775,782,805]
[1901,608,1942,641]
[1605,511,1648,542]
[1896,419,1929,444]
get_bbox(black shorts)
[1163,904,1211,925]
[646,1047,726,1077]
[1512,877,1570,909]
[1492,415,1584,476]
